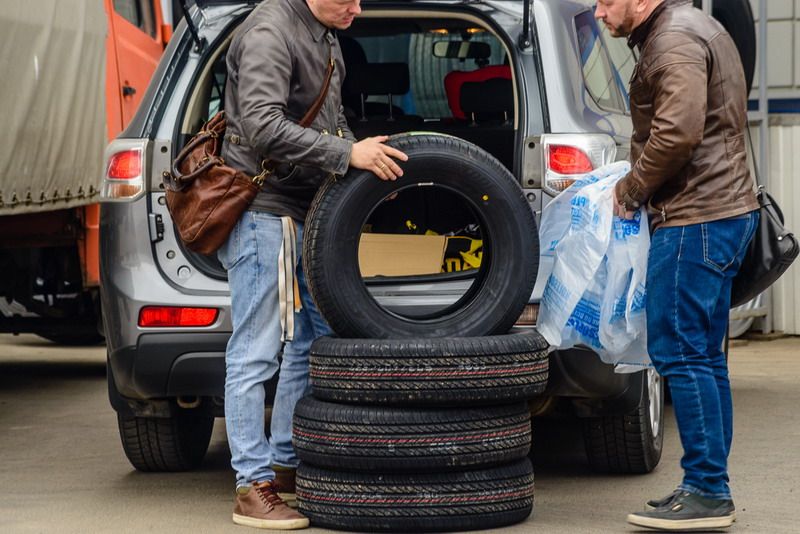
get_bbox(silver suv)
[101,0,657,473]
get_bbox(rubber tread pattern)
[117,413,214,472]
[582,376,662,474]
[293,397,531,472]
[310,332,549,405]
[296,459,534,533]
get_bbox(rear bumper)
[109,332,230,400]
[546,347,634,399]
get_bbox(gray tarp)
[0,0,107,215]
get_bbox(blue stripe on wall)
[748,98,800,113]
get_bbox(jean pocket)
[217,213,247,271]
[701,215,754,272]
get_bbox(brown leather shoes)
[233,480,309,530]
[272,465,298,509]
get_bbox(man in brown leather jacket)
[595,0,759,531]
[219,0,407,530]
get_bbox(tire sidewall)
[306,134,538,338]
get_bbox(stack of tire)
[293,134,550,532]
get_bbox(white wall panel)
[763,117,800,334]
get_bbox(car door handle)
[122,85,137,97]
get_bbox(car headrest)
[443,65,512,119]
[460,77,513,117]
[344,62,411,96]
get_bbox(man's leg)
[706,277,734,459]
[629,215,756,530]
[269,222,333,499]
[646,223,730,499]
[220,212,309,529]
[221,211,285,487]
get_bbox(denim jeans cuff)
[678,483,732,501]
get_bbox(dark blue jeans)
[646,211,758,500]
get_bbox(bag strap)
[172,42,336,185]
[253,40,335,184]
[298,41,335,128]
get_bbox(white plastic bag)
[537,161,651,371]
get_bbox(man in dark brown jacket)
[219,0,407,530]
[595,0,758,530]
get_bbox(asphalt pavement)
[0,334,797,533]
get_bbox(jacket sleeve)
[616,34,708,207]
[235,24,352,176]
[338,105,357,141]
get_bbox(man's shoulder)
[231,1,294,50]
[649,3,724,49]
[641,8,711,71]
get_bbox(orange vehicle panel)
[82,0,167,286]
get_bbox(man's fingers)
[381,156,403,177]
[373,160,395,181]
[382,146,408,161]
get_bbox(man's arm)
[337,105,357,142]
[616,35,708,209]
[236,24,353,175]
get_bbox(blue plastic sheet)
[537,161,651,372]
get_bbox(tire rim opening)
[358,185,489,320]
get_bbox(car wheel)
[117,412,214,472]
[297,459,534,533]
[293,396,531,472]
[303,133,539,339]
[582,368,664,474]
[309,331,549,406]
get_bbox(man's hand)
[612,188,636,220]
[349,136,409,181]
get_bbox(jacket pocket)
[724,132,748,184]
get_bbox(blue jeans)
[218,211,333,488]
[646,211,758,500]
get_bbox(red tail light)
[138,306,219,327]
[106,149,142,180]
[548,145,594,174]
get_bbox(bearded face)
[595,0,639,38]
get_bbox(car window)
[353,31,505,118]
[113,0,156,38]
[574,10,626,113]
[599,23,637,110]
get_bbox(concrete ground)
[0,334,797,534]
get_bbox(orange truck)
[0,0,170,343]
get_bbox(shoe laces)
[253,481,286,511]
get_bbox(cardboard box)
[359,233,446,277]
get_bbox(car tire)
[309,331,549,406]
[117,412,214,472]
[694,0,756,93]
[293,396,531,472]
[303,133,539,339]
[582,368,664,474]
[296,459,534,533]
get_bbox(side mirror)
[432,40,491,60]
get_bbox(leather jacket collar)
[288,0,329,42]
[628,0,689,50]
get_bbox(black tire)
[117,412,214,472]
[304,133,538,339]
[310,331,549,406]
[296,459,534,533]
[293,396,531,472]
[694,0,756,93]
[582,369,664,474]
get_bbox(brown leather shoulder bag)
[165,52,334,255]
